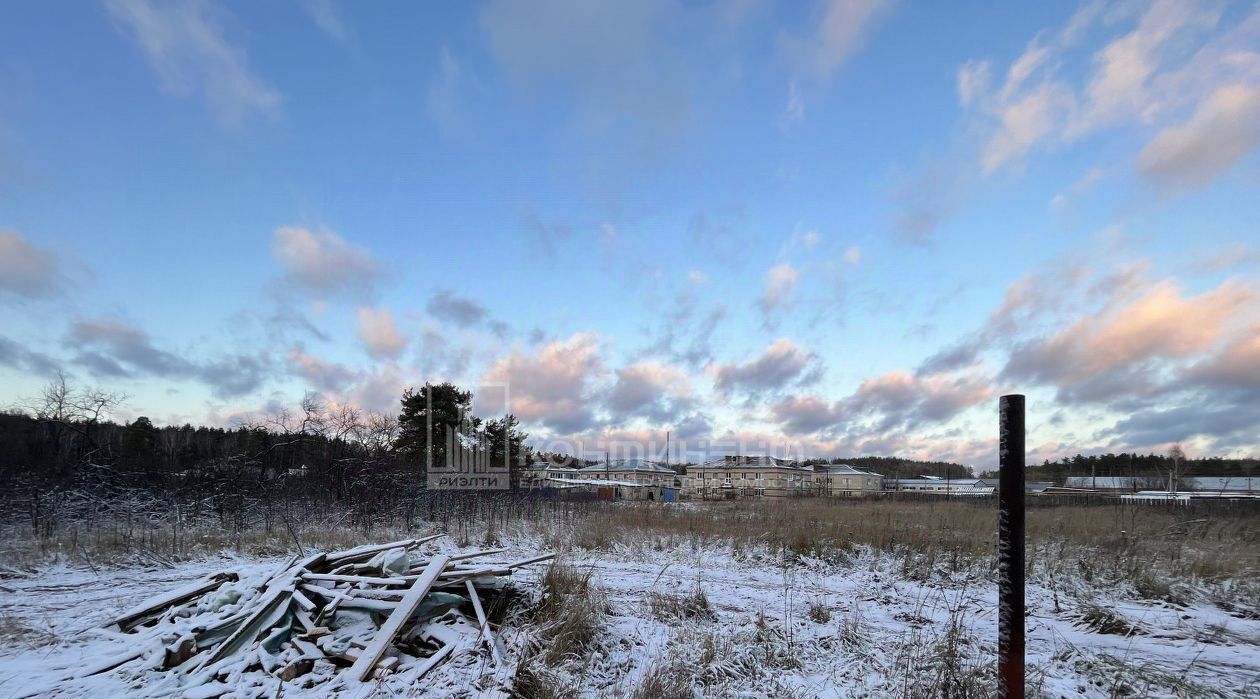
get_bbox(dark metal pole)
[998,394,1025,699]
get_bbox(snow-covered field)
[2,506,1259,697]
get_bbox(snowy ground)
[2,535,1258,697]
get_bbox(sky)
[2,0,1259,469]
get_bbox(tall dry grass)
[564,499,1259,585]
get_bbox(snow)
[2,537,1258,697]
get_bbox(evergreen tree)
[483,414,530,488]
[397,383,472,467]
[120,416,160,473]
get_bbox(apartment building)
[688,455,817,498]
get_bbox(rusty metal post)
[998,394,1025,698]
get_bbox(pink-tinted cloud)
[482,332,605,433]
[356,307,406,359]
[1004,279,1254,386]
[711,338,822,395]
[0,231,62,298]
[272,226,383,299]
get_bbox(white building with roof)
[561,459,686,501]
[883,477,995,496]
[687,455,818,498]
[814,463,883,497]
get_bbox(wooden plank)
[111,572,237,632]
[438,567,511,580]
[300,584,338,601]
[465,580,503,667]
[195,585,294,671]
[256,554,298,591]
[413,548,509,569]
[314,587,350,626]
[345,554,450,683]
[74,642,156,678]
[503,553,556,569]
[292,638,324,659]
[292,608,316,634]
[302,573,409,585]
[322,535,442,567]
[291,589,316,611]
[338,597,400,613]
[409,643,454,682]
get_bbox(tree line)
[0,376,532,534]
[981,450,1260,484]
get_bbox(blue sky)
[2,0,1259,468]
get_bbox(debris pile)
[78,536,551,693]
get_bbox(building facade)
[883,477,996,496]
[814,464,882,496]
[688,455,819,498]
[557,459,685,501]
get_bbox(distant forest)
[0,377,533,535]
[981,453,1260,482]
[803,456,972,479]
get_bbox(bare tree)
[24,372,127,459]
[1167,443,1185,493]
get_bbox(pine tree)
[397,383,472,467]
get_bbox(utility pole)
[998,394,1026,699]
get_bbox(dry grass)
[627,659,694,699]
[512,663,580,699]
[562,499,1259,590]
[528,561,605,667]
[0,613,59,649]
[647,586,715,623]
[1078,604,1143,636]
[806,598,832,624]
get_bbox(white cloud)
[0,231,61,298]
[356,307,406,359]
[781,0,890,79]
[778,0,891,122]
[1138,83,1260,193]
[105,0,281,127]
[960,0,1258,183]
[956,59,991,109]
[272,226,384,299]
[782,80,805,123]
[481,332,605,433]
[425,47,473,137]
[288,344,357,391]
[302,0,353,44]
[757,262,799,313]
[712,338,822,395]
[608,360,692,422]
[843,246,862,265]
[979,82,1075,174]
[1071,0,1219,136]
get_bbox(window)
[756,472,763,481]
[755,488,766,497]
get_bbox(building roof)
[818,463,880,476]
[886,478,990,486]
[1183,476,1260,492]
[576,459,677,475]
[523,462,581,472]
[1063,476,1152,489]
[547,476,645,488]
[693,455,808,470]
